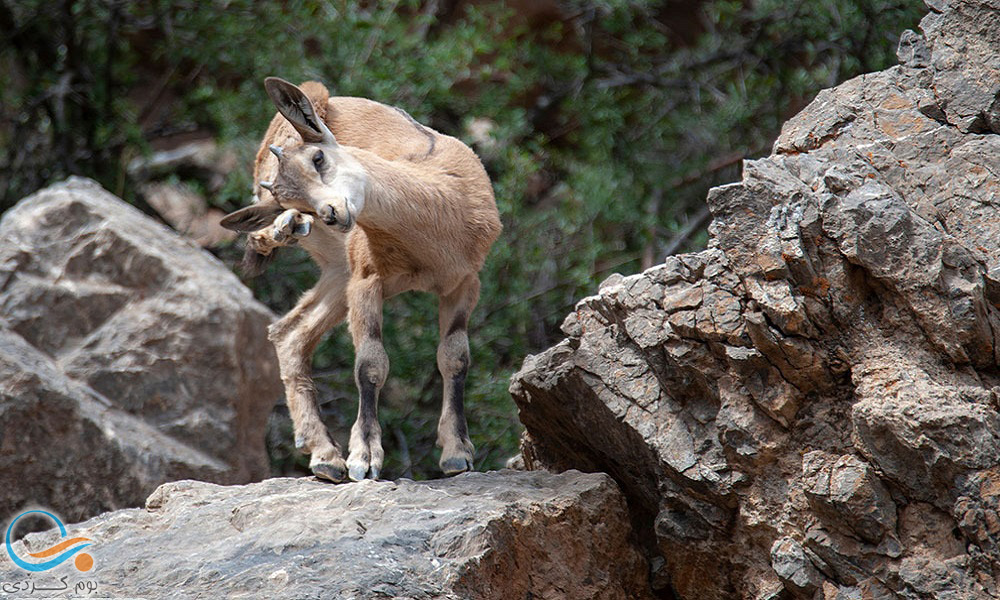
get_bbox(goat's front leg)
[436,275,480,475]
[248,209,314,255]
[269,266,349,482]
[345,274,389,480]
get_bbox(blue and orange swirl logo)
[5,511,93,572]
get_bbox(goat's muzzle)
[319,204,353,233]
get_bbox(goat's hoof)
[440,454,474,476]
[346,431,384,481]
[273,210,296,241]
[311,460,348,483]
[348,464,376,482]
[271,209,313,244]
[347,457,383,481]
[292,216,312,237]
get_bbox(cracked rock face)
[0,177,280,523]
[0,471,652,600]
[511,2,1000,598]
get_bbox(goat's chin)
[328,217,353,233]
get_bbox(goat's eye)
[312,150,324,169]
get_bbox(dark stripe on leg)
[365,320,382,342]
[355,356,381,435]
[358,382,378,437]
[449,359,469,439]
[446,311,468,337]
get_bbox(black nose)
[319,205,337,225]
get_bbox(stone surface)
[801,453,897,546]
[511,2,1000,598]
[0,177,280,523]
[0,470,652,600]
[141,181,236,248]
[771,537,824,597]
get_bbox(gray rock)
[801,452,897,545]
[0,177,280,523]
[140,181,236,247]
[770,537,823,597]
[920,0,1000,133]
[897,29,931,68]
[0,470,653,600]
[953,469,1000,567]
[851,369,1000,507]
[510,1,1000,597]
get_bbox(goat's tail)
[241,244,277,279]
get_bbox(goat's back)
[325,97,440,163]
[256,83,487,187]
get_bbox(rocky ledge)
[0,470,651,600]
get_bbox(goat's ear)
[220,202,283,232]
[264,77,337,145]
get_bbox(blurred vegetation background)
[0,0,925,479]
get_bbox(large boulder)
[511,1,1000,598]
[0,177,280,523]
[0,470,652,600]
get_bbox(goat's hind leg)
[346,274,389,481]
[436,275,480,475]
[269,267,349,482]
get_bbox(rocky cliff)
[511,1,1000,598]
[0,177,280,523]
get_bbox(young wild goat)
[221,78,501,482]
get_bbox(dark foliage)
[0,0,925,478]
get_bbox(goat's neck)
[347,148,438,231]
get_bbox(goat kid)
[221,78,501,482]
